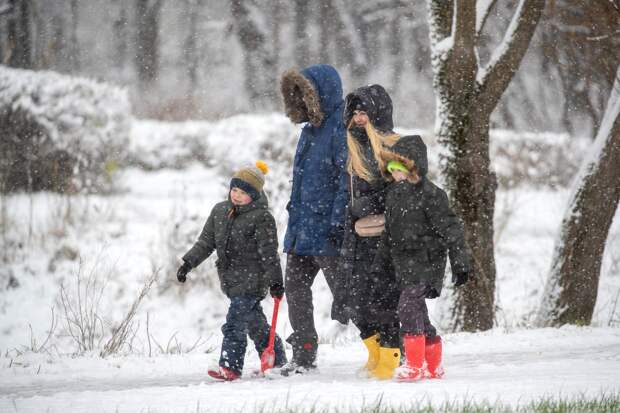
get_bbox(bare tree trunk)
[230,0,277,109]
[538,67,620,326]
[183,0,201,98]
[68,0,80,71]
[318,0,335,64]
[427,0,545,331]
[112,1,128,70]
[390,7,403,90]
[135,0,163,85]
[294,0,309,68]
[7,0,33,69]
[331,0,368,84]
[270,0,283,72]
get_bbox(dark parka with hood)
[339,85,400,332]
[182,194,283,298]
[281,64,348,257]
[375,135,471,297]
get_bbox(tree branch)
[476,0,499,39]
[477,0,545,111]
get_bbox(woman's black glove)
[327,225,345,248]
[177,261,192,283]
[269,283,285,299]
[454,272,469,287]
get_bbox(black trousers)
[398,284,437,337]
[220,295,287,374]
[284,253,342,366]
[348,236,400,348]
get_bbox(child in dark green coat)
[375,135,471,381]
[177,161,287,381]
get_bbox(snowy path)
[2,327,619,412]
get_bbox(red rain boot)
[425,335,444,379]
[395,335,425,382]
[208,366,240,381]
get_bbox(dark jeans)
[349,236,400,348]
[398,284,437,338]
[220,295,287,375]
[285,254,342,366]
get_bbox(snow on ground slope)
[1,327,619,412]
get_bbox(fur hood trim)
[280,69,324,127]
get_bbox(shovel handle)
[267,297,281,350]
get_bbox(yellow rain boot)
[370,347,401,380]
[362,334,380,371]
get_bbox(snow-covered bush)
[0,66,131,194]
[130,118,586,191]
[129,120,213,170]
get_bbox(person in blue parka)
[279,64,348,375]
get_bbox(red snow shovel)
[260,297,281,373]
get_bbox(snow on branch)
[476,0,498,38]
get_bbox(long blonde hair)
[347,121,400,182]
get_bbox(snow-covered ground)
[2,327,620,412]
[1,114,619,412]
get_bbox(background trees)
[0,0,616,136]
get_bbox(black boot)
[280,334,317,376]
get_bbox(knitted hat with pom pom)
[230,161,269,201]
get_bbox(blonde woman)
[340,84,401,379]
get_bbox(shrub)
[0,66,131,194]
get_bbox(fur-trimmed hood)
[280,64,343,127]
[382,135,428,178]
[344,84,394,133]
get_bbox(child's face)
[391,170,409,182]
[230,187,252,206]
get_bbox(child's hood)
[383,135,428,177]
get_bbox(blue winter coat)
[282,64,348,256]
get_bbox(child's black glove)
[269,283,285,299]
[177,261,192,283]
[454,272,469,287]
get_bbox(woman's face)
[352,110,369,127]
[230,187,252,205]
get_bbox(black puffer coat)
[339,85,398,324]
[374,135,471,296]
[182,195,283,298]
